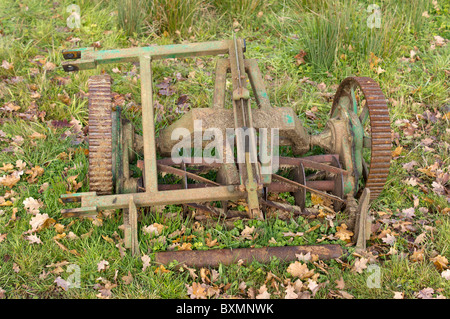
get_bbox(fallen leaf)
[0,163,14,172]
[67,232,79,240]
[335,277,345,290]
[369,52,381,70]
[307,279,319,295]
[29,213,49,231]
[53,233,66,240]
[13,263,20,273]
[25,166,44,183]
[122,271,133,284]
[0,174,20,188]
[392,146,403,158]
[142,223,164,236]
[352,257,368,273]
[430,255,448,271]
[1,60,13,70]
[186,282,207,299]
[441,269,450,280]
[284,284,298,299]
[141,254,151,271]
[339,290,354,299]
[97,260,109,272]
[178,242,192,251]
[54,277,69,291]
[311,193,324,205]
[410,249,424,262]
[23,197,41,215]
[287,261,315,279]
[205,233,218,248]
[417,287,434,299]
[240,225,255,240]
[317,82,326,91]
[256,284,271,299]
[335,224,353,242]
[376,66,385,74]
[382,233,396,246]
[155,265,170,274]
[29,132,46,140]
[402,160,418,171]
[15,160,26,171]
[54,223,65,233]
[393,291,404,299]
[294,50,307,65]
[296,252,312,262]
[401,207,416,219]
[43,61,56,71]
[25,234,42,244]
[414,232,427,245]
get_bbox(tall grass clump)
[117,0,207,37]
[295,0,408,72]
[212,0,271,25]
[150,0,208,35]
[117,0,149,36]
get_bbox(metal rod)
[157,163,220,186]
[79,186,246,211]
[279,156,348,175]
[155,244,343,267]
[245,59,272,110]
[212,59,229,109]
[267,180,335,192]
[139,55,158,193]
[63,40,232,70]
[272,174,345,203]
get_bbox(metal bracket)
[354,188,371,252]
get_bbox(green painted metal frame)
[60,39,259,217]
[58,39,363,260]
[62,40,232,71]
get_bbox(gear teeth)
[332,77,391,201]
[87,75,114,195]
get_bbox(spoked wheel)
[331,77,391,201]
[87,75,115,195]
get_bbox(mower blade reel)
[155,244,343,267]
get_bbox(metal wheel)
[331,77,391,200]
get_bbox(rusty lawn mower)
[59,37,391,267]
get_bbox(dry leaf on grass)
[441,269,450,280]
[430,255,448,271]
[186,282,207,299]
[284,284,299,299]
[0,174,20,188]
[23,197,42,215]
[240,225,255,240]
[122,271,133,284]
[255,284,271,299]
[29,213,49,231]
[287,261,315,279]
[54,277,70,291]
[393,291,404,299]
[25,234,42,244]
[335,224,353,242]
[352,257,368,273]
[141,254,151,271]
[97,260,109,272]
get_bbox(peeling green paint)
[284,114,294,124]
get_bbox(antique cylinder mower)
[59,37,391,265]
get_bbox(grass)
[0,0,449,300]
